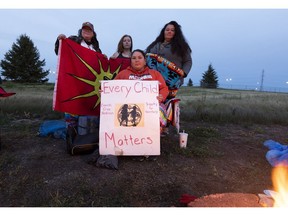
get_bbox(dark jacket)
[54,29,102,55]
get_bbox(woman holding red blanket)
[54,21,102,55]
[54,22,104,153]
[54,21,104,128]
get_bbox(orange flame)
[271,164,288,207]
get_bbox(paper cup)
[179,132,188,148]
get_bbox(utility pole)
[260,69,264,91]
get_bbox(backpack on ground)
[66,116,99,155]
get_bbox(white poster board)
[99,80,160,156]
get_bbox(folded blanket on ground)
[263,139,288,167]
[38,120,66,140]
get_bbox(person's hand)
[157,94,164,103]
[57,34,66,40]
[109,52,119,59]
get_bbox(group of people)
[55,20,192,161]
[55,21,192,91]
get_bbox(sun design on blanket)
[67,53,121,109]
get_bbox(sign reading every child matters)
[99,80,160,156]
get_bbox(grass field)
[1,82,288,125]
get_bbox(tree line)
[0,34,219,87]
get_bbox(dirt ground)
[0,118,287,207]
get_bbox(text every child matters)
[100,80,160,155]
[101,81,159,98]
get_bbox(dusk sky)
[1,1,288,91]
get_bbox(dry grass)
[1,82,288,125]
[178,87,288,124]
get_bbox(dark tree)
[0,34,49,83]
[200,63,219,88]
[187,78,193,87]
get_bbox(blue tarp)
[38,120,66,140]
[263,139,288,167]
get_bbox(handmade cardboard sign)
[99,80,160,156]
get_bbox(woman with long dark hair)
[146,20,192,86]
[110,34,133,59]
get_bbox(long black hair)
[146,21,191,58]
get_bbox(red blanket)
[53,39,130,116]
[0,87,15,98]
